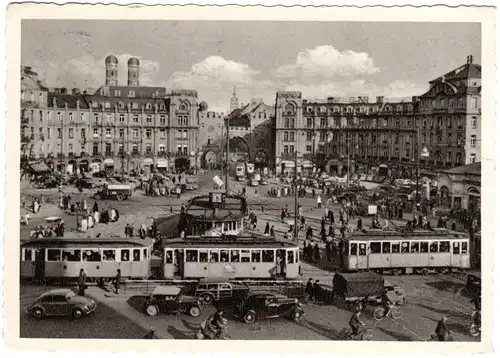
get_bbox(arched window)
[179,103,187,111]
[117,102,124,109]
[285,103,295,115]
[146,103,152,110]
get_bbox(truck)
[245,163,255,178]
[94,183,133,201]
[234,162,246,181]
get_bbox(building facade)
[416,55,481,167]
[274,55,481,176]
[436,162,480,211]
[21,56,202,174]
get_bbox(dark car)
[194,281,249,305]
[27,288,97,319]
[235,290,304,324]
[144,286,203,317]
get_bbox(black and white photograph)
[4,3,495,354]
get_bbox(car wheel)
[373,307,385,321]
[189,305,201,317]
[116,194,124,201]
[32,307,44,319]
[292,310,304,322]
[243,311,256,324]
[72,308,84,319]
[201,293,213,305]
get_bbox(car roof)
[152,286,182,296]
[40,288,74,297]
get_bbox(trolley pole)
[225,117,230,196]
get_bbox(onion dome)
[105,55,119,64]
[199,101,208,111]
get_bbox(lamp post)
[416,146,429,203]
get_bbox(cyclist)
[381,291,394,317]
[205,309,226,339]
[471,296,481,326]
[349,310,365,339]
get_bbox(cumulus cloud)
[275,45,380,81]
[30,53,162,89]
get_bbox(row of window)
[303,117,414,129]
[420,97,478,110]
[302,104,414,114]
[21,248,149,262]
[348,241,468,256]
[164,248,299,264]
[23,110,170,125]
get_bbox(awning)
[302,162,313,168]
[143,158,154,165]
[104,158,114,165]
[379,164,388,168]
[156,159,168,168]
[30,162,50,173]
[281,160,295,168]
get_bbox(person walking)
[114,269,122,294]
[264,222,270,235]
[78,269,87,296]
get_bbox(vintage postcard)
[3,3,495,355]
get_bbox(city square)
[17,19,482,342]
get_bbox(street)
[19,172,480,341]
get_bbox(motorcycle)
[196,319,230,340]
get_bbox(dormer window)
[128,91,135,98]
[114,90,121,97]
[132,102,139,110]
[146,103,152,110]
[179,103,187,111]
[159,104,165,110]
[104,102,111,109]
[118,102,124,109]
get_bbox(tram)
[342,228,470,274]
[20,237,153,283]
[161,234,300,280]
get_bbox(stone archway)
[229,136,252,162]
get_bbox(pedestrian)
[270,225,275,237]
[317,195,322,209]
[314,243,320,264]
[114,269,121,294]
[78,269,87,296]
[125,223,131,237]
[306,278,314,301]
[93,201,99,213]
[264,222,270,235]
[435,317,451,341]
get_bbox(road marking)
[388,317,427,341]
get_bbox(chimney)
[467,55,474,64]
[72,88,80,95]
[376,96,384,104]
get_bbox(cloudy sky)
[22,20,480,112]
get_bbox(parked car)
[27,288,96,319]
[144,286,203,317]
[235,290,304,324]
[194,280,249,305]
[185,179,198,191]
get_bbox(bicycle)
[340,326,375,341]
[373,304,402,321]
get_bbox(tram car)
[21,237,153,283]
[161,234,301,280]
[342,228,470,274]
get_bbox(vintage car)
[194,280,249,305]
[235,290,304,324]
[144,286,203,317]
[27,288,97,319]
[185,179,198,191]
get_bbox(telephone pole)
[225,117,230,195]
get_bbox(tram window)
[62,249,82,262]
[133,249,141,261]
[350,243,358,255]
[23,249,33,261]
[210,250,219,263]
[439,241,450,253]
[370,242,381,254]
[165,250,173,264]
[382,242,391,253]
[401,242,409,253]
[241,250,251,263]
[102,249,116,262]
[143,248,148,259]
[220,250,229,263]
[420,242,429,253]
[461,242,468,254]
[430,242,438,253]
[84,249,101,262]
[262,250,275,263]
[452,242,460,254]
[121,249,130,262]
[186,250,198,263]
[410,242,419,253]
[231,250,240,262]
[358,244,367,256]
[391,243,400,253]
[287,251,294,264]
[47,249,61,262]
[251,250,261,263]
[199,250,208,263]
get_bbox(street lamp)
[416,146,429,203]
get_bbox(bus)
[235,162,246,181]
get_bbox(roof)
[47,92,90,109]
[21,237,153,248]
[185,195,247,220]
[437,162,481,176]
[163,235,298,249]
[152,286,182,296]
[40,288,74,297]
[430,62,481,84]
[346,228,467,241]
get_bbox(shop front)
[143,158,154,173]
[103,158,115,174]
[156,158,168,173]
